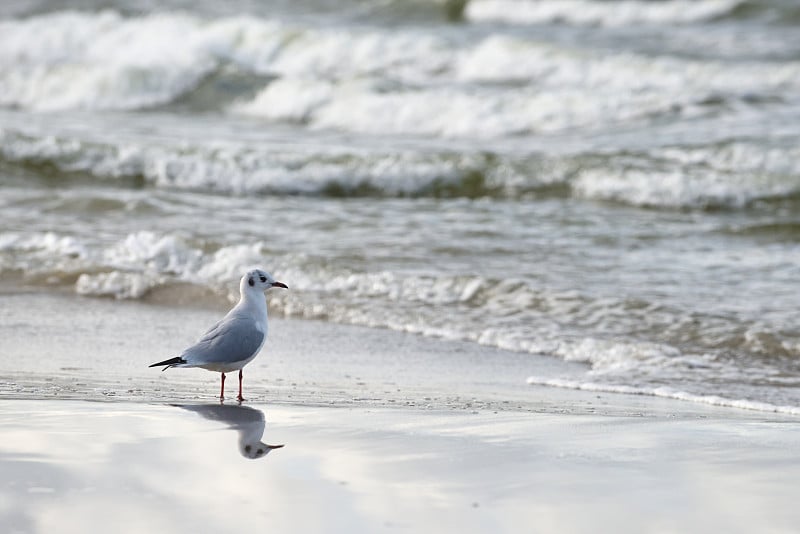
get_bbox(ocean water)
[1,0,799,412]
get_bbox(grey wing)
[196,317,227,344]
[182,316,265,365]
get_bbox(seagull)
[150,268,288,402]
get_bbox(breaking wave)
[1,10,798,139]
[3,126,800,209]
[464,0,745,27]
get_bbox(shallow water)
[1,0,799,411]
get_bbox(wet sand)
[2,400,800,534]
[0,290,638,414]
[2,291,800,533]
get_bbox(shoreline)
[0,289,797,420]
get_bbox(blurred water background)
[2,0,800,410]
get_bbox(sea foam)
[2,9,799,139]
[4,124,799,209]
[0,11,214,111]
[526,376,800,415]
[465,0,743,27]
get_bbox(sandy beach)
[3,1,800,532]
[2,290,800,534]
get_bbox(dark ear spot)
[244,445,252,453]
[248,277,254,287]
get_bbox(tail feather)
[149,356,186,371]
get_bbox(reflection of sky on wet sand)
[2,400,800,533]
[0,402,322,533]
[0,401,502,533]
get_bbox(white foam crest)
[250,25,450,82]
[554,337,684,374]
[0,131,84,166]
[0,230,207,297]
[281,272,586,320]
[3,9,798,120]
[92,233,280,298]
[0,11,215,110]
[0,11,451,111]
[233,78,674,137]
[526,376,800,415]
[256,269,566,348]
[194,243,272,301]
[465,0,742,27]
[456,34,800,90]
[103,231,201,274]
[573,154,800,208]
[235,45,800,138]
[0,231,88,259]
[456,35,562,83]
[282,269,486,305]
[456,35,800,122]
[656,143,800,178]
[75,271,158,299]
[67,231,295,302]
[176,145,455,195]
[54,233,272,299]
[231,78,335,123]
[0,127,513,196]
[192,13,451,82]
[69,231,202,299]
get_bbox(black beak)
[271,281,288,289]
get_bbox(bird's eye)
[259,276,266,282]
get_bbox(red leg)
[219,372,226,401]
[237,369,245,403]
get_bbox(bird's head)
[241,269,288,293]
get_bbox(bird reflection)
[176,404,284,460]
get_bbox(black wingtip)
[148,356,186,370]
